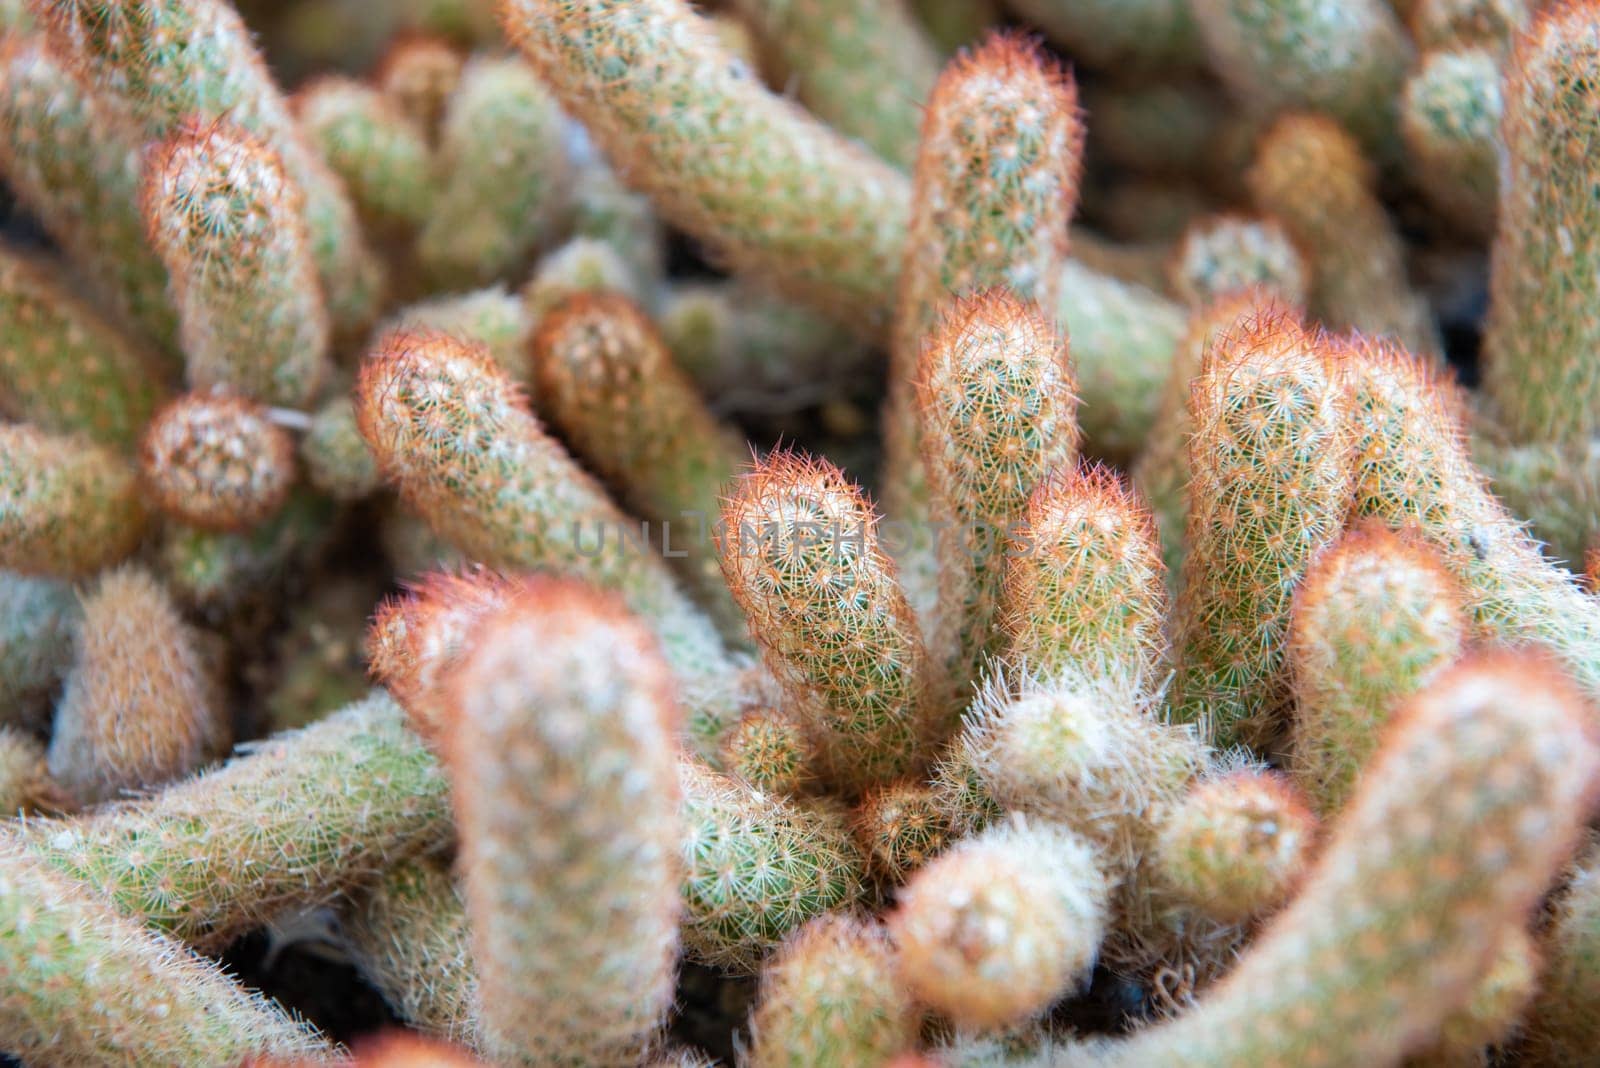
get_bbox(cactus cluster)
[2,1,1600,1065]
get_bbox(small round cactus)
[851,779,953,885]
[140,391,297,532]
[719,706,816,798]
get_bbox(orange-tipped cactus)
[719,706,816,798]
[851,779,953,885]
[917,290,1079,708]
[374,33,464,142]
[885,33,1082,547]
[719,451,934,792]
[47,565,225,806]
[1415,927,1540,1065]
[444,578,682,1066]
[1482,3,1600,446]
[0,424,147,577]
[889,819,1110,1030]
[142,119,330,408]
[1289,523,1468,816]
[140,391,297,532]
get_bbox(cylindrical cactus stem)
[1409,0,1531,53]
[1401,49,1503,238]
[374,33,464,145]
[726,0,939,168]
[354,330,736,736]
[523,237,650,340]
[0,35,178,356]
[139,390,297,532]
[417,55,570,287]
[142,120,330,408]
[1057,651,1600,1068]
[533,292,748,639]
[444,579,682,1066]
[1167,215,1309,309]
[1524,842,1600,1063]
[851,779,953,885]
[1008,0,1202,71]
[0,726,65,816]
[1133,289,1286,579]
[1168,306,1353,748]
[47,565,226,806]
[1001,464,1169,688]
[718,706,816,798]
[888,818,1111,1030]
[885,32,1082,553]
[302,396,381,502]
[293,76,434,232]
[157,487,336,617]
[0,245,165,449]
[1288,522,1468,817]
[679,759,868,972]
[567,155,666,290]
[23,690,450,951]
[747,913,918,1068]
[34,0,386,333]
[1190,0,1412,156]
[1412,926,1539,1066]
[0,423,147,577]
[498,0,906,328]
[0,570,80,731]
[1482,4,1600,446]
[1149,768,1319,925]
[1473,434,1600,570]
[1247,114,1440,356]
[1341,335,1600,703]
[0,838,337,1067]
[917,290,1080,709]
[718,450,934,793]
[382,285,533,382]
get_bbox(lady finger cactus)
[718,451,933,792]
[294,77,434,232]
[35,0,386,332]
[1169,307,1352,747]
[1401,50,1503,238]
[718,706,815,798]
[0,726,64,816]
[747,914,917,1068]
[374,34,463,144]
[382,285,533,382]
[918,290,1079,708]
[139,390,297,532]
[444,579,682,1066]
[1288,523,1468,816]
[47,565,225,806]
[1482,3,1600,446]
[1524,841,1600,1063]
[888,819,1110,1030]
[302,397,381,502]
[24,690,450,951]
[143,120,330,408]
[1167,215,1309,310]
[851,779,952,885]
[1409,0,1531,53]
[1008,0,1202,71]
[0,246,165,448]
[0,571,80,730]
[0,838,336,1067]
[0,424,147,577]
[417,56,570,287]
[533,292,747,637]
[1413,927,1539,1065]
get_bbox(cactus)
[0,245,164,448]
[0,571,80,730]
[1168,307,1353,747]
[417,56,570,287]
[522,237,649,338]
[726,0,939,168]
[888,819,1110,1030]
[382,285,533,381]
[0,423,147,577]
[885,33,1082,556]
[302,396,381,502]
[679,760,867,972]
[47,565,224,805]
[157,487,335,615]
[1473,434,1600,569]
[1083,82,1223,180]
[139,390,297,532]
[0,34,179,355]
[918,290,1080,708]
[0,837,336,1066]
[851,779,952,885]
[34,0,385,332]
[443,578,682,1065]
[1409,0,1530,53]
[1289,523,1468,816]
[1413,927,1539,1065]
[1524,842,1600,1063]
[566,156,666,292]
[719,450,934,792]
[1149,768,1319,924]
[143,120,330,408]
[532,292,747,636]
[907,0,998,54]
[1191,0,1412,156]
[294,76,434,231]
[1401,50,1503,238]
[1482,3,1600,446]
[719,706,816,797]
[259,577,378,733]
[24,690,449,950]
[1167,215,1309,309]
[0,726,64,816]
[1008,0,1202,71]
[374,34,463,144]
[1248,113,1440,355]
[747,913,917,1068]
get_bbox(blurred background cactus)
[1,0,1600,1065]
